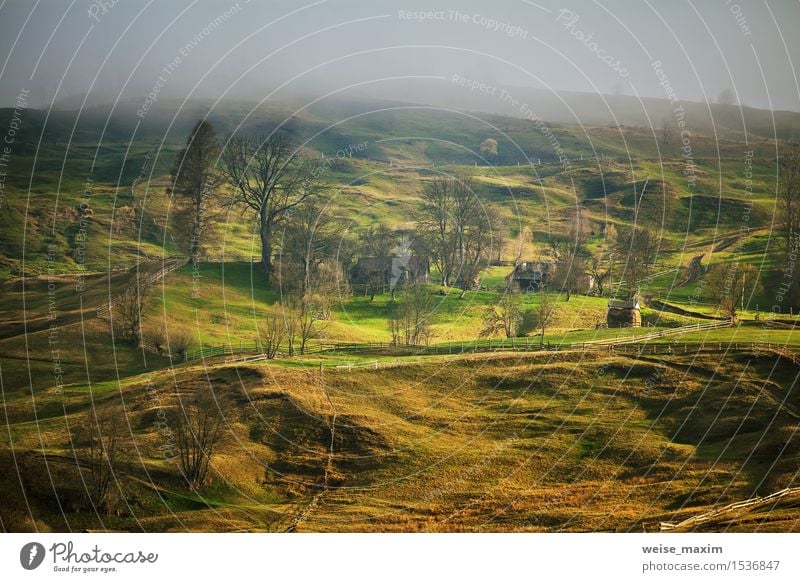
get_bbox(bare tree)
[417,176,495,293]
[481,293,522,339]
[588,255,612,297]
[417,177,459,286]
[169,120,222,263]
[548,237,573,265]
[114,274,153,345]
[283,305,299,356]
[455,204,497,298]
[143,326,167,354]
[113,205,138,237]
[778,146,800,303]
[287,259,347,354]
[779,147,800,247]
[277,198,344,296]
[568,207,590,254]
[285,291,328,356]
[707,262,758,321]
[360,259,388,301]
[533,292,557,348]
[258,309,286,359]
[388,279,436,347]
[604,223,618,246]
[359,224,398,259]
[77,406,127,513]
[296,296,319,356]
[661,118,672,146]
[548,208,588,271]
[170,331,195,360]
[615,227,659,292]
[355,225,399,301]
[548,210,590,301]
[171,386,232,490]
[220,133,323,280]
[551,255,588,301]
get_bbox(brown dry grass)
[1,349,798,532]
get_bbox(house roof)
[354,257,390,271]
[354,255,428,273]
[608,300,640,310]
[513,272,544,280]
[508,261,551,280]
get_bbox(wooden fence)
[166,335,796,364]
[658,486,800,531]
[584,320,732,346]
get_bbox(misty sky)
[1,0,799,112]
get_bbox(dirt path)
[675,254,705,288]
[647,297,727,321]
[284,364,337,533]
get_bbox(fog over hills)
[4,76,800,146]
[3,1,800,114]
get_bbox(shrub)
[170,331,195,358]
[143,327,166,353]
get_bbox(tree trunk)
[303,256,312,296]
[260,213,272,279]
[190,199,203,264]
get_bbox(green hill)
[0,97,783,280]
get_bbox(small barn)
[607,299,641,328]
[506,262,551,292]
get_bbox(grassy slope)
[0,102,783,276]
[2,349,798,532]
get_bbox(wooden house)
[506,261,552,292]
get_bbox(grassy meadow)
[1,102,799,532]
